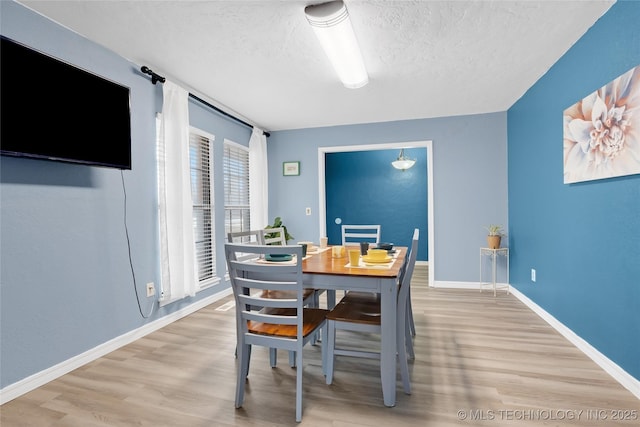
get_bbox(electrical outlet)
[305,207,311,215]
[531,269,536,282]
[146,282,155,297]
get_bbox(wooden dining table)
[302,245,407,407]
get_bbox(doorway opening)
[317,141,434,287]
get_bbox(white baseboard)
[433,280,479,289]
[432,280,494,289]
[0,287,233,405]
[431,280,639,399]
[508,286,640,400]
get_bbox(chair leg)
[405,322,415,360]
[321,323,328,376]
[406,307,415,360]
[325,320,336,384]
[236,343,251,407]
[311,291,320,346]
[313,290,320,308]
[267,348,297,368]
[295,346,304,422]
[397,313,411,395]
[244,345,252,379]
[408,288,416,337]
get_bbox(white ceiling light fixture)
[392,149,416,171]
[304,0,368,89]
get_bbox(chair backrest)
[225,243,305,348]
[227,229,263,244]
[263,226,287,246]
[227,230,265,262]
[398,229,419,308]
[341,224,381,246]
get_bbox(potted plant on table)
[485,224,504,249]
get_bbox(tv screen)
[1,36,132,169]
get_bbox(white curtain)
[249,127,269,230]
[158,80,197,300]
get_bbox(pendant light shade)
[305,1,368,89]
[392,149,416,171]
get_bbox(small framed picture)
[283,161,300,176]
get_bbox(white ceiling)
[18,0,614,132]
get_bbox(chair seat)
[325,302,381,325]
[260,288,320,359]
[248,308,329,338]
[260,289,316,300]
[340,291,380,305]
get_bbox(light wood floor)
[2,266,639,426]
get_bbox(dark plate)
[377,242,394,250]
[265,254,293,262]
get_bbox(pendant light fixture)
[305,0,368,89]
[391,149,416,171]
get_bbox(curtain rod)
[140,66,270,137]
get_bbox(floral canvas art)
[563,64,640,183]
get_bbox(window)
[156,109,220,304]
[190,129,217,288]
[224,140,250,236]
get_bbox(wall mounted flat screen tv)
[1,36,132,169]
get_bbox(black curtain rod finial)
[140,65,165,84]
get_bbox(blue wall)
[507,0,640,380]
[325,149,428,260]
[0,1,249,389]
[267,112,508,282]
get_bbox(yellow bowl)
[367,249,388,259]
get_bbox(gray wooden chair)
[262,226,287,245]
[228,229,315,306]
[341,224,381,246]
[259,226,325,328]
[225,243,328,422]
[340,228,419,359]
[227,229,316,366]
[324,228,419,395]
[227,230,263,262]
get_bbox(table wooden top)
[302,246,407,278]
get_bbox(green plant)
[485,224,504,236]
[264,216,294,243]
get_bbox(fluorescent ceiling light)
[305,1,368,89]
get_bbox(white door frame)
[318,140,434,287]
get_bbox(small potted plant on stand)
[485,224,504,249]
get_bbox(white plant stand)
[479,247,509,296]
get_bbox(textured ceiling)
[18,0,614,132]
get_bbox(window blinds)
[190,133,215,284]
[224,141,251,235]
